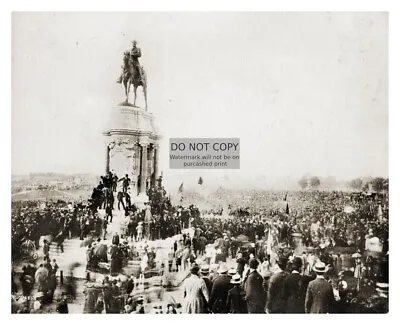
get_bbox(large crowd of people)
[11,172,389,313]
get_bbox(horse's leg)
[133,85,137,107]
[124,80,128,100]
[143,84,148,111]
[127,79,132,102]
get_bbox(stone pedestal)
[103,103,161,202]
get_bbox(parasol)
[240,242,253,249]
[236,235,249,243]
[70,262,82,269]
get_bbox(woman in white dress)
[182,263,209,314]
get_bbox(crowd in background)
[11,176,389,313]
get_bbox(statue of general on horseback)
[117,40,148,110]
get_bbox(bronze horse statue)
[122,51,148,110]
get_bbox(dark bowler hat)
[249,258,259,269]
[277,256,288,269]
[292,257,303,269]
[190,263,200,274]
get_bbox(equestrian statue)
[117,40,148,110]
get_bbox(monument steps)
[48,238,87,278]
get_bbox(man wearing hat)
[305,262,335,313]
[31,292,44,313]
[267,256,288,313]
[209,264,231,313]
[208,264,220,282]
[200,265,213,298]
[227,274,247,313]
[118,174,131,194]
[182,263,209,314]
[282,257,308,313]
[244,258,266,313]
[56,292,69,314]
[367,283,388,313]
[133,295,145,314]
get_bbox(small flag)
[284,192,288,201]
[178,183,183,193]
[198,177,203,185]
[286,202,290,215]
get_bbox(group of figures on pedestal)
[117,40,148,110]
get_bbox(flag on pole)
[178,182,183,193]
[198,177,203,185]
[266,228,273,255]
[283,192,289,214]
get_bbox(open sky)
[12,12,388,189]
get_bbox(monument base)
[133,193,149,210]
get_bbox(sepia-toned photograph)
[11,11,388,314]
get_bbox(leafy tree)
[310,176,321,189]
[298,178,308,190]
[371,177,386,193]
[349,178,363,190]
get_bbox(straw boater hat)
[313,261,329,274]
[376,283,389,294]
[230,274,242,284]
[34,292,44,299]
[228,268,237,277]
[210,264,219,273]
[218,264,228,274]
[135,295,145,303]
[352,252,362,259]
[200,265,210,275]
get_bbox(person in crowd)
[167,246,175,273]
[125,192,132,210]
[126,275,135,295]
[267,256,288,313]
[35,263,49,292]
[117,191,125,211]
[226,274,247,314]
[305,262,335,314]
[112,232,120,245]
[200,265,213,297]
[106,202,113,223]
[102,216,109,240]
[43,239,50,260]
[209,264,231,314]
[282,256,308,313]
[102,277,113,313]
[367,282,389,313]
[182,263,209,314]
[136,222,144,242]
[95,295,104,314]
[244,258,266,313]
[56,292,69,313]
[118,174,131,194]
[236,252,247,277]
[112,172,119,192]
